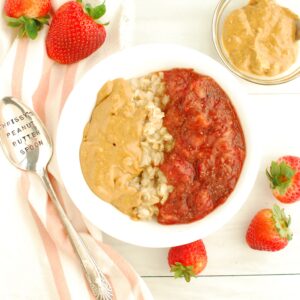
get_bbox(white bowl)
[56,44,260,248]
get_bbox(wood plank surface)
[104,1,300,298]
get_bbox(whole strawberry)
[246,205,292,252]
[46,0,107,64]
[4,0,51,39]
[168,240,207,282]
[266,156,300,203]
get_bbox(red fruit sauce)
[158,69,246,224]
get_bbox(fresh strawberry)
[46,0,107,64]
[168,240,207,282]
[4,0,51,39]
[246,205,292,252]
[266,156,300,203]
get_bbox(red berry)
[168,240,207,282]
[4,0,51,39]
[46,1,107,64]
[246,205,292,252]
[266,156,300,203]
[4,0,51,18]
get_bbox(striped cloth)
[0,1,153,299]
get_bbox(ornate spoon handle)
[38,169,113,300]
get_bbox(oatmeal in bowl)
[57,44,259,247]
[80,69,246,225]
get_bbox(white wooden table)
[103,1,300,299]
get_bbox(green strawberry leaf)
[19,16,27,23]
[5,15,50,40]
[18,26,26,38]
[281,162,296,179]
[85,3,92,15]
[170,262,196,283]
[271,161,281,178]
[92,4,106,19]
[35,15,50,25]
[5,16,22,27]
[277,181,291,195]
[85,2,106,20]
[272,204,293,241]
[266,161,296,195]
[24,18,38,40]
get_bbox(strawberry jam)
[158,69,246,224]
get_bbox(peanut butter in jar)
[222,0,299,76]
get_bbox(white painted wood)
[103,93,300,271]
[103,1,300,298]
[132,0,300,94]
[143,276,300,300]
[103,93,300,296]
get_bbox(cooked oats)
[129,72,174,220]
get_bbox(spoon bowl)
[0,96,52,172]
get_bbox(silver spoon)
[0,96,112,300]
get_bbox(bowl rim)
[56,43,260,248]
[212,0,300,85]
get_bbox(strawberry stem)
[170,262,196,282]
[272,204,293,241]
[5,15,50,40]
[266,161,296,195]
[84,1,106,20]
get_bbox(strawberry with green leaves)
[46,0,107,64]
[168,240,207,282]
[246,205,292,252]
[4,0,51,39]
[266,156,300,203]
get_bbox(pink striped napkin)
[0,1,153,299]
